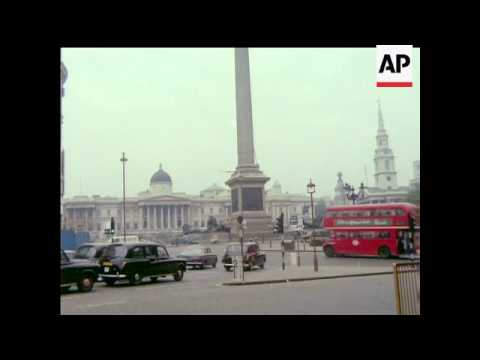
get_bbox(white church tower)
[373,100,398,190]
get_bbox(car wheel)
[173,268,184,281]
[224,266,231,271]
[324,246,335,258]
[150,277,158,282]
[104,279,116,286]
[212,261,217,268]
[259,263,264,269]
[129,273,143,286]
[77,275,95,292]
[378,246,391,259]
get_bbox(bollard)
[282,250,285,271]
[313,246,319,272]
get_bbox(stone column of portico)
[173,206,177,229]
[180,206,184,228]
[154,206,158,229]
[167,206,171,229]
[160,206,164,230]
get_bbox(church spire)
[377,98,384,131]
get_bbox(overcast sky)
[61,47,420,199]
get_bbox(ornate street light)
[307,178,318,272]
[343,182,365,205]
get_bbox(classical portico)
[138,196,191,231]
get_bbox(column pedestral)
[225,164,271,237]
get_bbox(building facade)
[63,164,315,241]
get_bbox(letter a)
[379,55,396,73]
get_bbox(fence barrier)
[393,261,420,315]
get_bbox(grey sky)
[61,47,420,199]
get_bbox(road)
[61,244,401,315]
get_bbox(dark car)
[177,245,218,269]
[61,250,100,293]
[98,242,187,286]
[222,242,266,271]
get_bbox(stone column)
[160,206,164,230]
[154,206,158,229]
[173,205,177,229]
[180,205,184,227]
[167,206,171,229]
[235,48,255,166]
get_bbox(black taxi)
[99,242,187,286]
[61,250,100,293]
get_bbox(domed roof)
[150,164,172,184]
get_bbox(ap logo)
[376,45,413,87]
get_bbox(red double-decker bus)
[322,203,419,258]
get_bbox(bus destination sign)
[335,219,392,227]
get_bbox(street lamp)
[307,178,318,272]
[120,152,128,243]
[343,182,365,205]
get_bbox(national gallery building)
[62,164,317,241]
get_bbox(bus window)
[378,231,391,239]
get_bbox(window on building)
[97,224,101,231]
[194,221,199,227]
[107,210,111,217]
[126,222,130,230]
[385,160,390,170]
[134,223,138,229]
[201,220,205,227]
[210,208,213,214]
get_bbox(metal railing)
[393,261,420,315]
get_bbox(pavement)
[222,263,396,286]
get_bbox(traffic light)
[408,214,416,233]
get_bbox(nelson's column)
[225,48,271,237]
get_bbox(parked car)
[98,242,187,286]
[61,249,100,293]
[222,242,266,271]
[177,245,218,269]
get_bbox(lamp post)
[344,182,365,205]
[120,152,128,243]
[307,178,318,272]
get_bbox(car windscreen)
[75,246,97,259]
[104,245,128,258]
[180,247,203,256]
